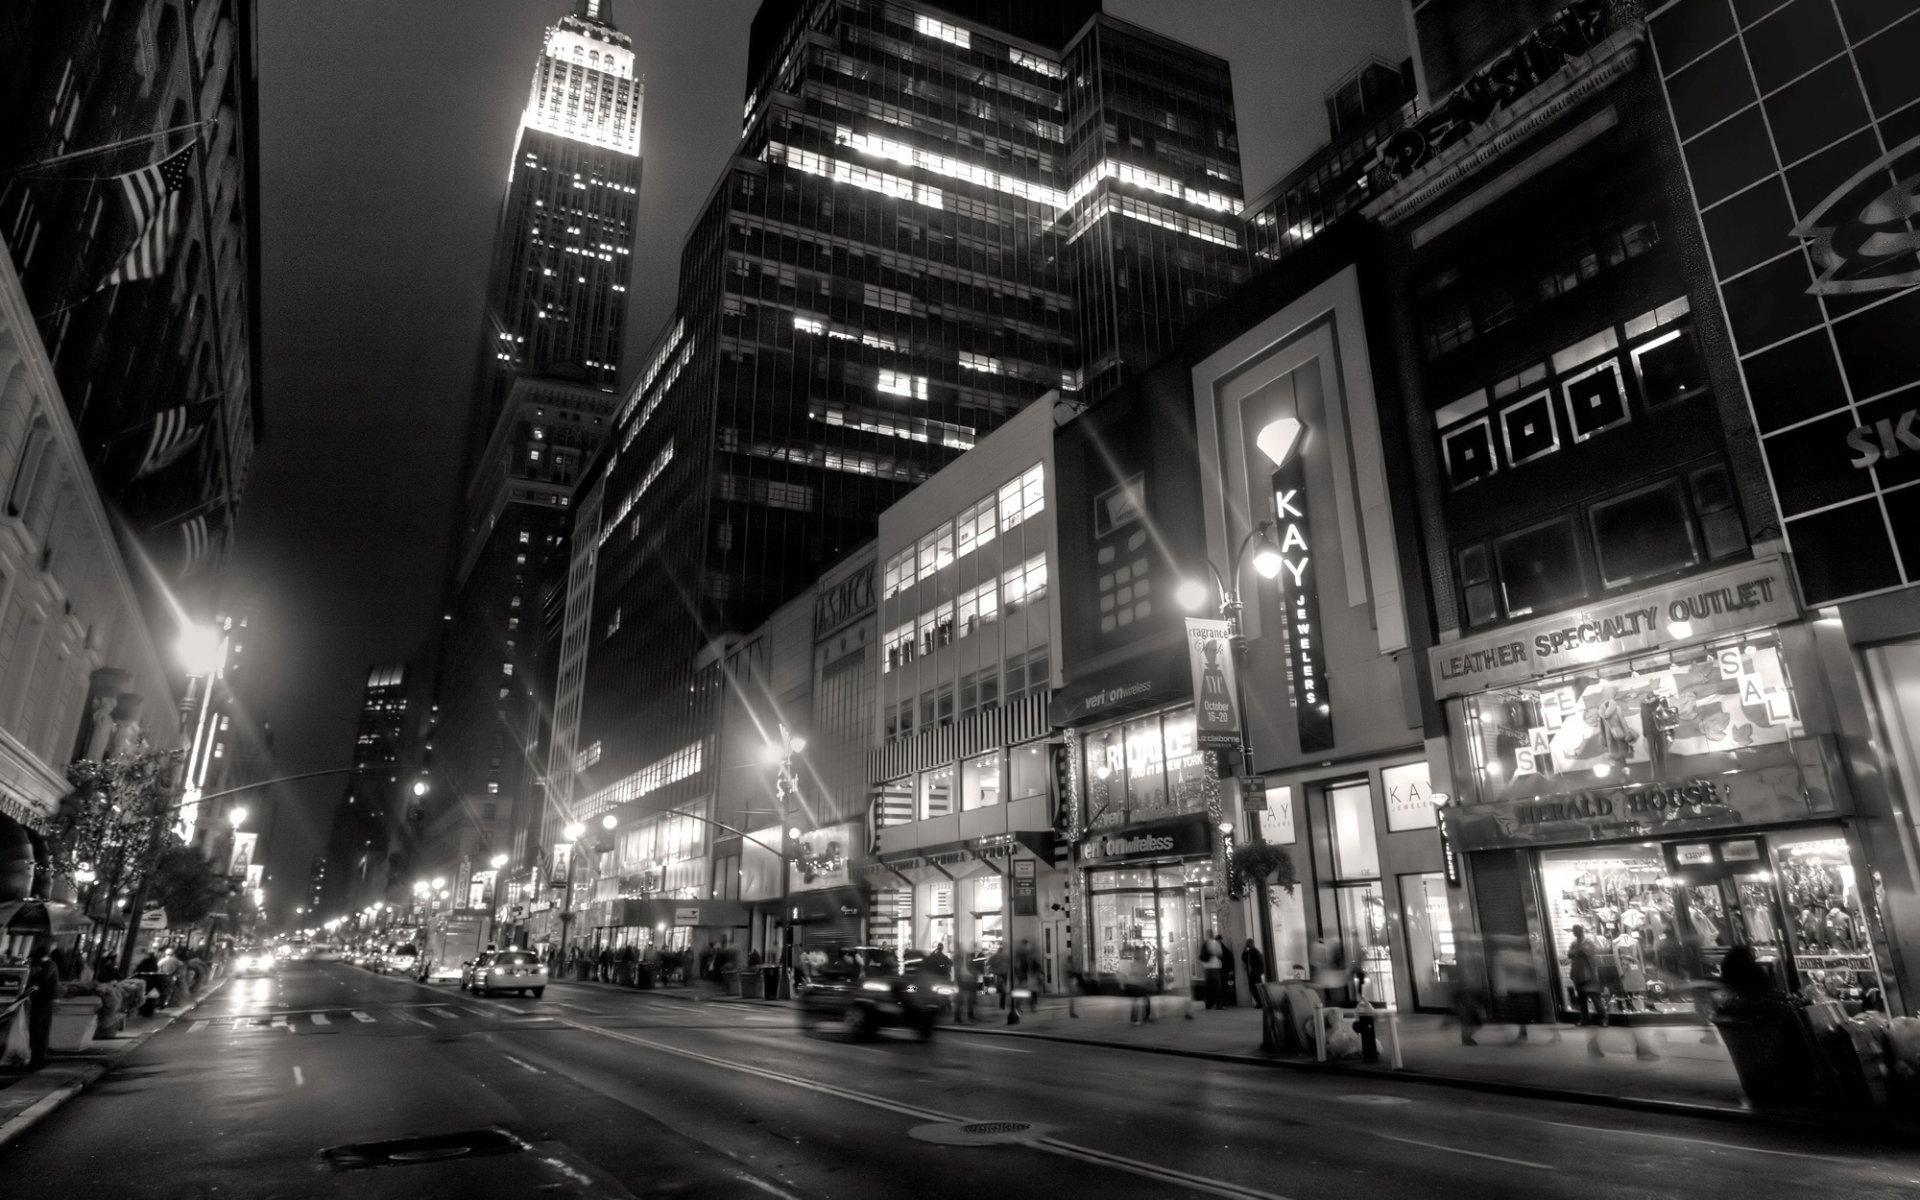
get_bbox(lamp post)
[557,820,585,975]
[772,724,805,997]
[1178,414,1309,1000]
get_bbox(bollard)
[1387,1009,1403,1070]
[1312,998,1327,1062]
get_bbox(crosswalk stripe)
[394,1011,432,1027]
[311,1013,330,1025]
[189,1021,206,1032]
[270,1015,287,1026]
[350,1011,374,1023]
[427,1006,454,1017]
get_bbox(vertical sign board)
[1012,858,1037,916]
[1273,461,1333,753]
[1646,3,1920,606]
[549,841,573,889]
[1185,616,1242,747]
[227,831,257,878]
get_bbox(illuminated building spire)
[523,3,641,157]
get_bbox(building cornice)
[1362,26,1646,228]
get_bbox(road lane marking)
[1533,1120,1857,1165]
[189,1021,206,1032]
[1373,1133,1552,1171]
[427,1006,455,1018]
[311,1013,330,1025]
[350,1011,375,1023]
[559,1019,1295,1200]
[952,1040,1030,1053]
[292,1067,304,1087]
[393,1011,433,1027]
[501,1053,544,1074]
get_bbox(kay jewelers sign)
[1429,558,1798,699]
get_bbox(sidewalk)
[0,972,228,1147]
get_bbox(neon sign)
[1274,462,1333,754]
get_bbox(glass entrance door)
[1332,882,1394,1005]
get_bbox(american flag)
[178,510,219,577]
[98,143,194,289]
[134,400,214,478]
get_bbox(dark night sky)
[237,0,1406,918]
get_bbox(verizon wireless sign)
[1079,816,1211,864]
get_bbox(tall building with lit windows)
[408,2,636,910]
[465,0,641,472]
[320,664,406,919]
[540,0,1245,932]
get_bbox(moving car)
[797,947,940,1040]
[232,950,273,978]
[465,949,546,997]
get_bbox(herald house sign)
[1429,557,1798,699]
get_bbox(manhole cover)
[317,1128,525,1171]
[908,1120,1047,1146]
[1336,1095,1412,1105]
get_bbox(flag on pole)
[133,400,216,478]
[97,143,194,290]
[178,508,221,577]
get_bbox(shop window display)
[1540,846,1698,1018]
[1771,830,1883,1014]
[1083,707,1209,829]
[1462,633,1801,803]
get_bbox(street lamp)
[228,806,248,829]
[556,820,587,969]
[1177,415,1309,993]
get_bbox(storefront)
[858,830,1058,966]
[1082,814,1217,993]
[1432,556,1901,1020]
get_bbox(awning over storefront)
[602,897,752,929]
[0,900,89,935]
[854,830,1057,884]
[1050,637,1189,728]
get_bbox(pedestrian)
[954,944,979,1023]
[1567,925,1604,1034]
[1453,934,1488,1045]
[1492,935,1557,1045]
[988,943,1010,1009]
[156,945,184,1008]
[1125,952,1155,1025]
[1199,929,1226,1009]
[1240,938,1266,1002]
[923,941,951,979]
[26,940,61,1068]
[598,944,612,982]
[1014,939,1040,1012]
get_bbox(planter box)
[51,998,101,1052]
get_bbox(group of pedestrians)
[906,939,1043,1022]
[1453,929,1666,1059]
[4,938,221,1070]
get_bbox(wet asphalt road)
[2,960,1917,1199]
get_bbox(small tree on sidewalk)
[35,748,185,970]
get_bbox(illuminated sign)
[814,559,876,637]
[1274,461,1333,754]
[1436,807,1461,888]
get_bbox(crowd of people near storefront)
[2,936,227,1070]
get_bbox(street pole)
[1220,585,1278,998]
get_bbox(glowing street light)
[563,821,586,841]
[228,806,249,829]
[177,623,227,677]
[601,814,617,830]
[489,853,509,870]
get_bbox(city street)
[5,962,1918,1199]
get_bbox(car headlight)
[861,980,890,992]
[492,967,505,974]
[933,984,957,995]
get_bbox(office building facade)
[555,0,1246,893]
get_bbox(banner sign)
[227,831,257,878]
[246,864,263,893]
[549,841,573,888]
[1184,617,1241,747]
[1012,858,1037,916]
[140,907,168,930]
[1428,557,1797,699]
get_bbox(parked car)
[382,944,419,976]
[419,954,464,984]
[797,947,939,1040]
[465,950,546,998]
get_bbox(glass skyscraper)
[555,0,1244,827]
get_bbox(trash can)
[735,969,764,1000]
[761,965,782,1000]
[1712,1012,1822,1109]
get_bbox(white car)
[232,951,272,978]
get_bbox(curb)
[939,1022,1911,1140]
[0,973,230,1149]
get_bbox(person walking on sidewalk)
[1014,939,1041,1013]
[1241,938,1266,1002]
[954,944,979,1023]
[1199,930,1227,1010]
[26,940,60,1069]
[1126,951,1155,1024]
[1493,934,1557,1044]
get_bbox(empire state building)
[468,0,642,465]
